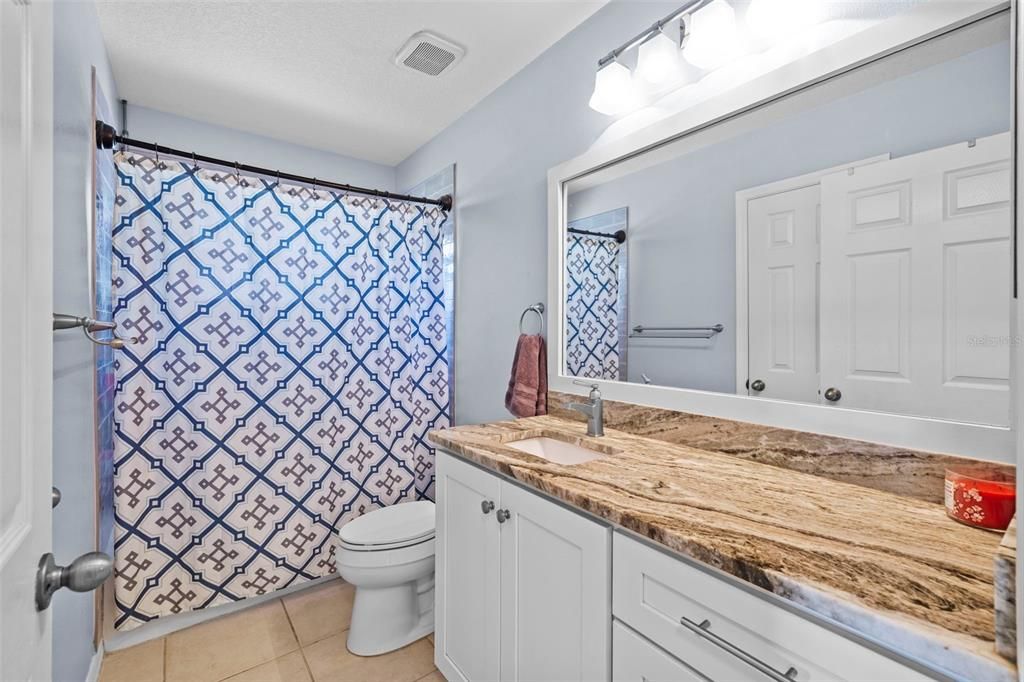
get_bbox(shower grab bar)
[629,323,724,339]
[53,313,138,349]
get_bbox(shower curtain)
[565,213,625,381]
[110,151,449,629]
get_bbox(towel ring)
[519,303,545,336]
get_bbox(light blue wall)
[53,1,121,680]
[395,1,681,425]
[567,40,1012,393]
[125,105,397,192]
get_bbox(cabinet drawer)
[612,621,704,682]
[612,533,927,681]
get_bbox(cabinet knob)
[481,500,495,514]
[496,509,511,524]
[823,387,842,402]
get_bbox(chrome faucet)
[567,380,604,437]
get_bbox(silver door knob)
[824,387,842,402]
[36,551,113,610]
[749,379,766,392]
[496,509,511,524]
[481,500,495,514]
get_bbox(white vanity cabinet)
[612,533,930,682]
[436,449,931,682]
[435,451,611,682]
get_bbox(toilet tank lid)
[337,501,436,546]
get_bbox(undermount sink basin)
[506,437,606,465]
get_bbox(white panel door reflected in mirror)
[562,13,1012,427]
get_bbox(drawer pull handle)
[680,616,799,682]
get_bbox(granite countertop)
[429,416,1014,682]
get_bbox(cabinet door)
[436,452,502,682]
[499,481,611,682]
[612,621,705,682]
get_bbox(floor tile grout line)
[301,625,350,649]
[190,600,301,682]
[280,597,317,681]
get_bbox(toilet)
[335,501,436,656]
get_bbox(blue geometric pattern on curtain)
[110,152,449,629]
[565,209,626,380]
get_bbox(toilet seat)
[337,501,435,552]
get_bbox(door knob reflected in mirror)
[749,379,766,392]
[824,387,842,402]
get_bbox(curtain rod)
[95,121,453,211]
[568,227,626,243]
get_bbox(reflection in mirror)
[562,13,1012,426]
[565,208,628,381]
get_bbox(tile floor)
[98,579,442,682]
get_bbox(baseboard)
[85,642,104,682]
[103,575,337,652]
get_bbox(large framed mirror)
[548,0,1014,461]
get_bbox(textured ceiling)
[95,1,607,165]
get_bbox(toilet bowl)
[335,501,435,656]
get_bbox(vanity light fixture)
[588,0,824,115]
[681,0,742,70]
[589,60,637,115]
[636,28,684,86]
[746,0,821,43]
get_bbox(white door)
[435,453,502,682]
[746,185,821,403]
[820,133,1011,425]
[0,1,54,680]
[498,480,609,682]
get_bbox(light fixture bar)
[596,0,711,68]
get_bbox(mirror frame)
[547,0,1014,462]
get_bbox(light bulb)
[682,0,742,71]
[588,61,636,115]
[746,0,822,43]
[636,31,682,86]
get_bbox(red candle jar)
[945,468,1015,532]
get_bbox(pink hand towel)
[505,334,548,418]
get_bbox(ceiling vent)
[394,31,465,77]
